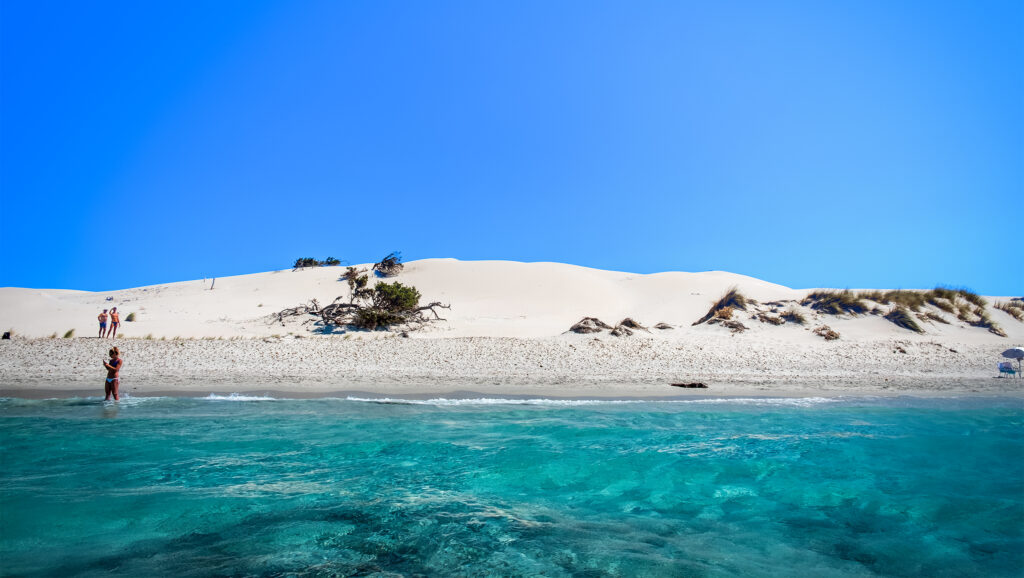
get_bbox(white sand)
[1,259,1021,398]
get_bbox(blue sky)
[1,1,1020,294]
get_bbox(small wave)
[203,393,279,402]
[345,397,643,406]
[342,396,843,407]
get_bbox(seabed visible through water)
[1,393,1022,576]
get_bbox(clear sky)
[1,1,1021,294]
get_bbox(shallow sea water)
[1,394,1022,577]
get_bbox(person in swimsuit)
[103,347,123,401]
[109,307,120,338]
[98,309,109,338]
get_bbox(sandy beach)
[1,259,1021,399]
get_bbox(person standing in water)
[103,347,123,401]
[98,309,108,338]
[109,307,120,338]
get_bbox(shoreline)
[2,336,1021,400]
[4,380,1022,401]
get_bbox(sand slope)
[1,259,1022,397]
[0,258,1021,343]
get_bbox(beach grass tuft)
[126,312,136,322]
[929,297,955,314]
[802,291,869,315]
[63,329,74,338]
[957,288,987,309]
[884,307,923,333]
[995,301,1024,322]
[971,311,1006,337]
[920,312,950,325]
[780,309,806,324]
[756,312,785,325]
[693,287,747,325]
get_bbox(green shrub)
[353,308,406,331]
[372,282,421,312]
[63,329,75,338]
[884,307,923,333]
[324,257,341,266]
[125,312,136,322]
[294,257,322,269]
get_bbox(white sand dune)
[1,258,804,339]
[0,259,1021,397]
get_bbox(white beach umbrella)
[1002,347,1024,376]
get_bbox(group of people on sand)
[97,307,120,338]
[98,308,123,400]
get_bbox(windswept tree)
[373,252,404,277]
[275,267,448,332]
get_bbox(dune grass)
[63,329,74,339]
[971,311,1007,337]
[884,307,923,333]
[756,312,785,325]
[802,291,869,315]
[780,309,806,324]
[995,301,1024,322]
[920,312,950,325]
[693,287,747,325]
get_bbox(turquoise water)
[1,395,1022,577]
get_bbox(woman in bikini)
[103,347,123,401]
[109,307,120,338]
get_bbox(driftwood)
[813,325,840,340]
[707,318,748,333]
[274,296,449,331]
